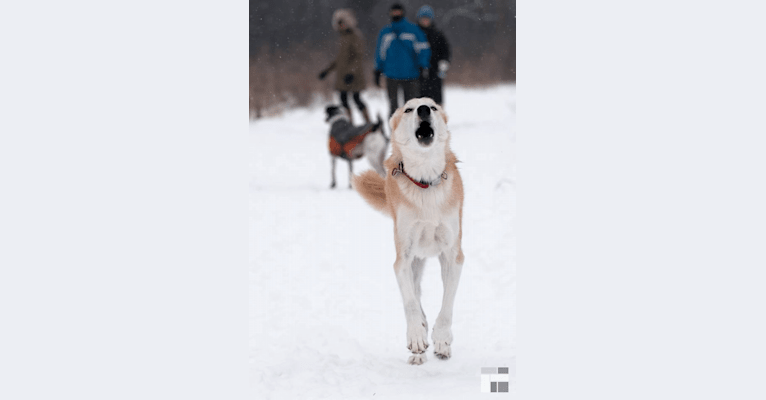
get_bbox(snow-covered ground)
[250,85,516,399]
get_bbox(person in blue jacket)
[373,3,431,117]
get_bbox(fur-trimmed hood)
[332,9,358,31]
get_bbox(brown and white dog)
[353,98,464,365]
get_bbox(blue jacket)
[374,19,431,80]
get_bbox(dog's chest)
[396,199,460,259]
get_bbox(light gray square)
[481,367,496,374]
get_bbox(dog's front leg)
[330,157,337,189]
[411,257,428,333]
[432,248,464,360]
[394,253,429,365]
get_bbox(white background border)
[1,2,247,399]
[521,0,766,398]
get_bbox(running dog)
[352,98,464,365]
[325,106,388,189]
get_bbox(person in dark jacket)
[319,9,370,124]
[416,5,450,105]
[373,3,431,117]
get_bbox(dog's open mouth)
[415,121,434,146]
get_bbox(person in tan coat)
[319,9,370,124]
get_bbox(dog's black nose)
[417,105,430,118]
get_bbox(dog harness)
[328,116,377,160]
[329,129,373,160]
[391,161,448,189]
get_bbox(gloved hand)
[420,67,429,80]
[343,74,354,84]
[437,60,450,79]
[318,70,328,80]
[373,70,382,87]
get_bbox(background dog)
[352,98,464,365]
[325,106,388,189]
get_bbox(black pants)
[419,76,443,105]
[386,78,419,116]
[339,91,366,112]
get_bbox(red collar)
[391,161,447,189]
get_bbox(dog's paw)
[433,341,451,360]
[407,353,427,365]
[432,326,453,360]
[406,324,429,354]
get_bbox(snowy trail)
[250,85,516,399]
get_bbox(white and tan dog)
[353,97,464,365]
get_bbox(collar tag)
[391,161,404,177]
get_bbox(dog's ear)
[389,107,404,132]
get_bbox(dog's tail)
[352,170,390,217]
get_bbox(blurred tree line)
[250,0,515,118]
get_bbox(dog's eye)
[404,108,413,113]
[430,106,437,111]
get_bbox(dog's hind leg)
[377,149,387,176]
[347,159,353,189]
[432,248,464,360]
[330,157,337,189]
[394,254,429,365]
[363,133,387,177]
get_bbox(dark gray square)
[491,382,497,392]
[498,382,509,392]
[498,367,509,374]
